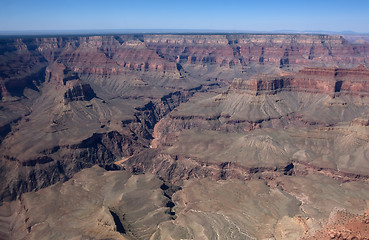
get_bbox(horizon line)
[1,28,369,37]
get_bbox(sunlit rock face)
[1,34,369,239]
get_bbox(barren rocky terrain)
[1,33,369,239]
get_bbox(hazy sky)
[1,0,368,33]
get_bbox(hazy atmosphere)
[2,0,369,239]
[1,0,369,33]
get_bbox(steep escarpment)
[144,35,235,67]
[0,82,210,201]
[34,35,180,77]
[128,65,369,195]
[230,74,292,95]
[0,130,146,201]
[230,65,369,96]
[145,34,369,70]
[2,33,369,239]
[150,175,369,240]
[0,35,224,201]
[151,65,369,145]
[1,34,368,103]
[64,83,96,101]
[123,120,369,184]
[0,166,177,240]
[291,65,369,96]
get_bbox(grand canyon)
[1,33,369,239]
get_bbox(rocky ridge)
[1,33,369,239]
[230,65,369,96]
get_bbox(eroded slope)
[0,165,176,240]
[1,34,369,239]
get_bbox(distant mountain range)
[0,29,368,36]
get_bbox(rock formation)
[1,33,369,239]
[64,83,96,101]
[0,166,177,240]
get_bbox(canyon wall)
[230,65,369,96]
[0,33,369,200]
[2,34,369,239]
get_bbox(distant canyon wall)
[1,33,369,201]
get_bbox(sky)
[1,0,369,33]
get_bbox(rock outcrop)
[306,210,369,240]
[292,65,369,96]
[64,83,96,101]
[1,33,369,239]
[145,34,369,69]
[0,166,176,240]
[230,75,292,95]
[230,65,369,96]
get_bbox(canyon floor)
[1,33,369,239]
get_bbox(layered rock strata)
[1,33,369,239]
[230,65,369,96]
[0,166,177,240]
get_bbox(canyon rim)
[0,33,369,239]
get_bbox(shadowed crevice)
[109,210,126,234]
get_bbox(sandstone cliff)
[1,33,369,239]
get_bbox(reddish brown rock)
[230,65,369,96]
[2,33,369,240]
[64,83,96,102]
[291,65,369,96]
[230,75,292,95]
[306,210,369,240]
[146,34,369,68]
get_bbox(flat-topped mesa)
[110,39,178,74]
[229,34,362,67]
[144,35,236,66]
[64,83,96,102]
[142,34,369,69]
[296,65,369,80]
[33,35,178,76]
[231,65,369,96]
[292,65,369,96]
[1,34,369,93]
[230,75,291,95]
